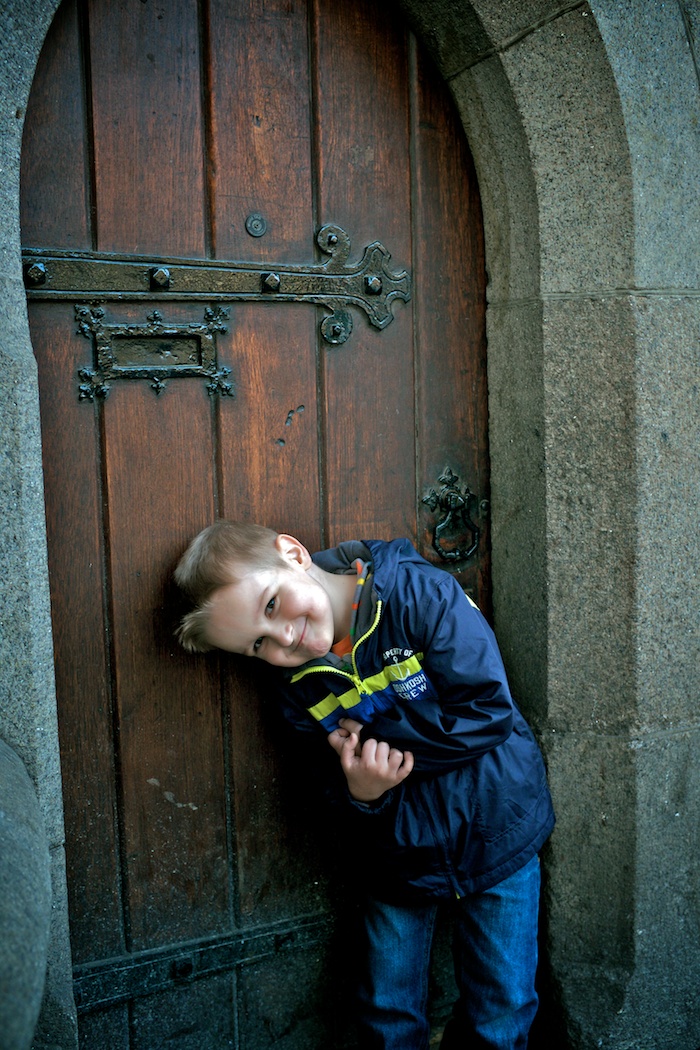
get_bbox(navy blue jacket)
[276,538,554,902]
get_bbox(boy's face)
[204,539,336,667]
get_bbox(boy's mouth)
[294,620,307,652]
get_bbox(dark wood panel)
[217,300,326,923]
[218,303,321,547]
[322,304,417,544]
[237,947,358,1050]
[411,44,490,606]
[102,367,229,950]
[224,661,332,925]
[29,301,125,963]
[20,0,90,249]
[314,0,415,543]
[78,1004,129,1050]
[208,0,313,263]
[88,0,206,256]
[313,0,411,257]
[131,974,235,1050]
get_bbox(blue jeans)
[356,856,541,1050]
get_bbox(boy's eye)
[252,598,275,653]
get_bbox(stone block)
[0,738,52,1050]
[449,56,541,305]
[30,846,78,1050]
[631,295,700,730]
[485,300,548,717]
[543,727,700,1048]
[476,0,588,44]
[497,7,635,293]
[542,296,638,731]
[592,0,700,289]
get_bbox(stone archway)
[394,4,638,1042]
[2,2,699,1048]
[394,4,700,1048]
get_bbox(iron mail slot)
[111,335,202,370]
[74,305,234,400]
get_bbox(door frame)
[4,1,683,1047]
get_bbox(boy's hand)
[328,717,364,755]
[327,718,414,802]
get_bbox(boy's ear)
[274,533,312,569]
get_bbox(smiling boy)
[203,533,354,665]
[175,520,555,1049]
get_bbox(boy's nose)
[273,621,295,647]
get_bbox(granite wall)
[0,1,697,1047]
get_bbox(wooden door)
[21,0,488,1046]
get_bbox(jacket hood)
[312,536,421,601]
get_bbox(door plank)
[313,0,411,258]
[103,368,229,950]
[313,0,415,543]
[238,946,358,1050]
[20,0,90,250]
[29,301,125,964]
[217,304,321,546]
[411,44,490,605]
[208,0,313,263]
[217,301,326,923]
[77,1004,129,1050]
[131,974,235,1050]
[87,0,207,256]
[225,659,333,925]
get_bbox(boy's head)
[174,520,284,606]
[174,520,344,666]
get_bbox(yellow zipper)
[350,599,383,683]
[290,599,383,697]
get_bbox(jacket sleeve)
[361,571,514,773]
[274,676,395,814]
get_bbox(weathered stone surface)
[544,728,700,1047]
[496,6,635,294]
[542,296,638,732]
[1,1,698,1047]
[30,846,78,1050]
[483,299,548,717]
[450,55,541,304]
[632,295,700,731]
[593,0,700,290]
[0,739,51,1050]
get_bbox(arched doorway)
[21,0,489,1044]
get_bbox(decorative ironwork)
[245,212,267,237]
[23,260,47,286]
[77,367,109,402]
[320,308,353,345]
[74,305,233,400]
[422,467,481,562]
[149,266,171,290]
[23,224,411,346]
[72,914,333,1011]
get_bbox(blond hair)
[174,520,282,653]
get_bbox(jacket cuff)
[346,789,393,813]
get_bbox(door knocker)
[422,467,482,562]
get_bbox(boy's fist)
[328,718,414,801]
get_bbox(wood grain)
[88,0,206,255]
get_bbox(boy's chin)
[293,639,333,665]
[293,648,329,665]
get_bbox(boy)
[175,521,555,1050]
